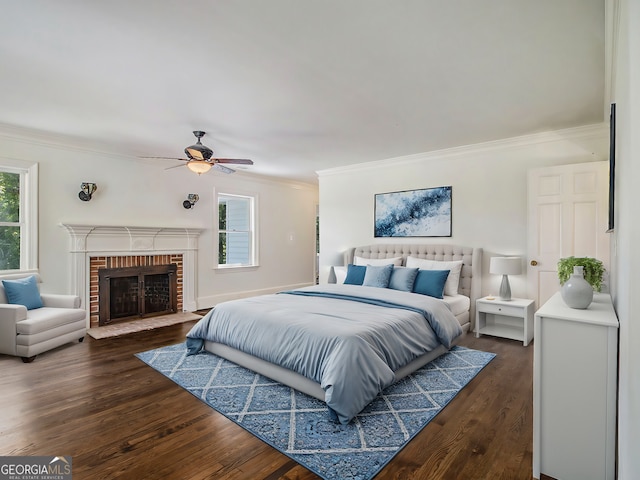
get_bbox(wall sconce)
[78,183,97,201]
[183,194,199,209]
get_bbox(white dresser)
[533,292,618,480]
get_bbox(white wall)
[317,124,608,300]
[0,129,318,308]
[609,0,640,477]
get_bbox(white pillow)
[405,257,463,296]
[331,266,348,284]
[354,255,403,266]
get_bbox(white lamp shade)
[186,160,212,174]
[490,256,522,276]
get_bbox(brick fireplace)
[90,254,182,328]
[62,225,202,328]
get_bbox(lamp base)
[498,275,512,301]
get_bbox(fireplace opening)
[98,264,178,326]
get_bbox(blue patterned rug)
[136,343,495,480]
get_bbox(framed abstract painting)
[374,186,452,237]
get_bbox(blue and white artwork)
[375,186,452,237]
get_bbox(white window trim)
[214,188,259,270]
[0,158,38,272]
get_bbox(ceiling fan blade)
[216,158,254,165]
[213,164,235,174]
[164,164,186,170]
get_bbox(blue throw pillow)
[388,267,419,292]
[412,269,450,299]
[344,264,367,285]
[2,275,43,310]
[362,264,394,288]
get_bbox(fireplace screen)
[144,273,173,314]
[99,264,178,326]
[109,275,140,320]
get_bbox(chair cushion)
[2,275,43,310]
[16,307,86,335]
[16,319,86,347]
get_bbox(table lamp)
[490,256,522,301]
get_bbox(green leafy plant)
[557,256,605,292]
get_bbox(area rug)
[87,312,202,339]
[136,343,495,480]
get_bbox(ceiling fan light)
[186,160,212,174]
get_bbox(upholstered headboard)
[344,244,483,324]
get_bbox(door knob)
[530,260,538,266]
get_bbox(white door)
[527,161,609,308]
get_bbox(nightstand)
[475,296,535,346]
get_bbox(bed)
[186,243,482,424]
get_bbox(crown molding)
[0,122,133,158]
[317,123,608,178]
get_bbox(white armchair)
[0,272,87,362]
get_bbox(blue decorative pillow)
[362,264,394,288]
[344,264,367,285]
[2,275,43,310]
[412,269,450,299]
[388,267,419,292]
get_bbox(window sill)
[214,264,259,273]
[0,268,39,276]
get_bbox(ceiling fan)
[142,131,254,175]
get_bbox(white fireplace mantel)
[61,224,204,320]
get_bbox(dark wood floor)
[0,322,534,479]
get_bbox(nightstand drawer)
[478,302,522,317]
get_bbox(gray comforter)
[186,284,462,424]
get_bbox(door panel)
[538,204,562,254]
[574,202,597,255]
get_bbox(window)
[0,171,21,269]
[217,192,257,268]
[0,161,38,272]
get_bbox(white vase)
[561,266,594,309]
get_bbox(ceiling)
[0,0,605,184]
